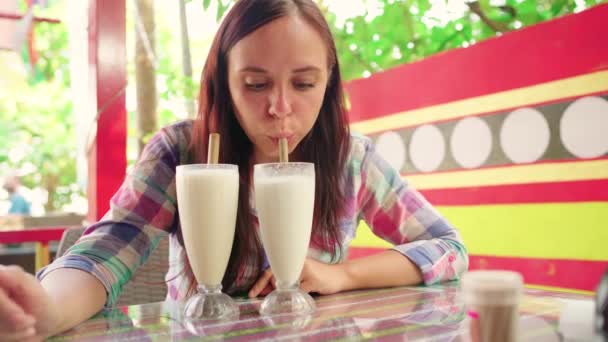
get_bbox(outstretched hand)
[0,265,60,341]
[248,258,349,298]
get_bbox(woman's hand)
[248,258,349,298]
[248,268,276,298]
[299,258,348,295]
[0,265,62,341]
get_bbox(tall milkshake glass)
[254,162,316,316]
[176,164,239,320]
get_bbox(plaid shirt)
[38,120,468,307]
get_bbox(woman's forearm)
[340,249,423,292]
[40,268,107,336]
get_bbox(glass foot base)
[184,291,239,320]
[259,288,316,316]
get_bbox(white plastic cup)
[461,270,524,342]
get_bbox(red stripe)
[345,4,608,123]
[469,255,607,292]
[0,12,61,24]
[0,227,70,244]
[418,179,608,205]
[348,248,607,291]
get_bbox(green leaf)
[551,0,569,15]
[203,0,211,10]
[216,1,227,21]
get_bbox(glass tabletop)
[49,283,598,341]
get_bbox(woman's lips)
[270,135,294,145]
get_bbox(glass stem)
[198,284,223,295]
[275,280,298,291]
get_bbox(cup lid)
[461,270,524,305]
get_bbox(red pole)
[87,0,127,221]
[0,12,61,24]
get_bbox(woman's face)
[228,14,329,164]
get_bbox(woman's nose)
[268,88,293,118]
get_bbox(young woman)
[0,0,468,339]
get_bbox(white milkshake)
[176,165,239,287]
[254,168,315,286]
[254,163,317,316]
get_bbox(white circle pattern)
[375,131,406,172]
[560,96,608,159]
[451,117,493,169]
[409,124,445,173]
[500,108,550,164]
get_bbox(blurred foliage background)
[0,0,604,213]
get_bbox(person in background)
[1,174,31,250]
[2,175,31,216]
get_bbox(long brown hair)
[184,0,351,295]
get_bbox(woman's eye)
[294,83,315,90]
[245,83,268,91]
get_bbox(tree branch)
[467,1,510,33]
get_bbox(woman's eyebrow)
[239,66,268,73]
[293,66,321,73]
[238,66,322,73]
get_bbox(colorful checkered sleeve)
[37,125,184,306]
[354,136,469,285]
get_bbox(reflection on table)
[50,283,597,341]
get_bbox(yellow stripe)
[351,202,608,261]
[405,159,608,190]
[351,221,393,248]
[442,202,608,260]
[525,284,594,296]
[350,71,608,134]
